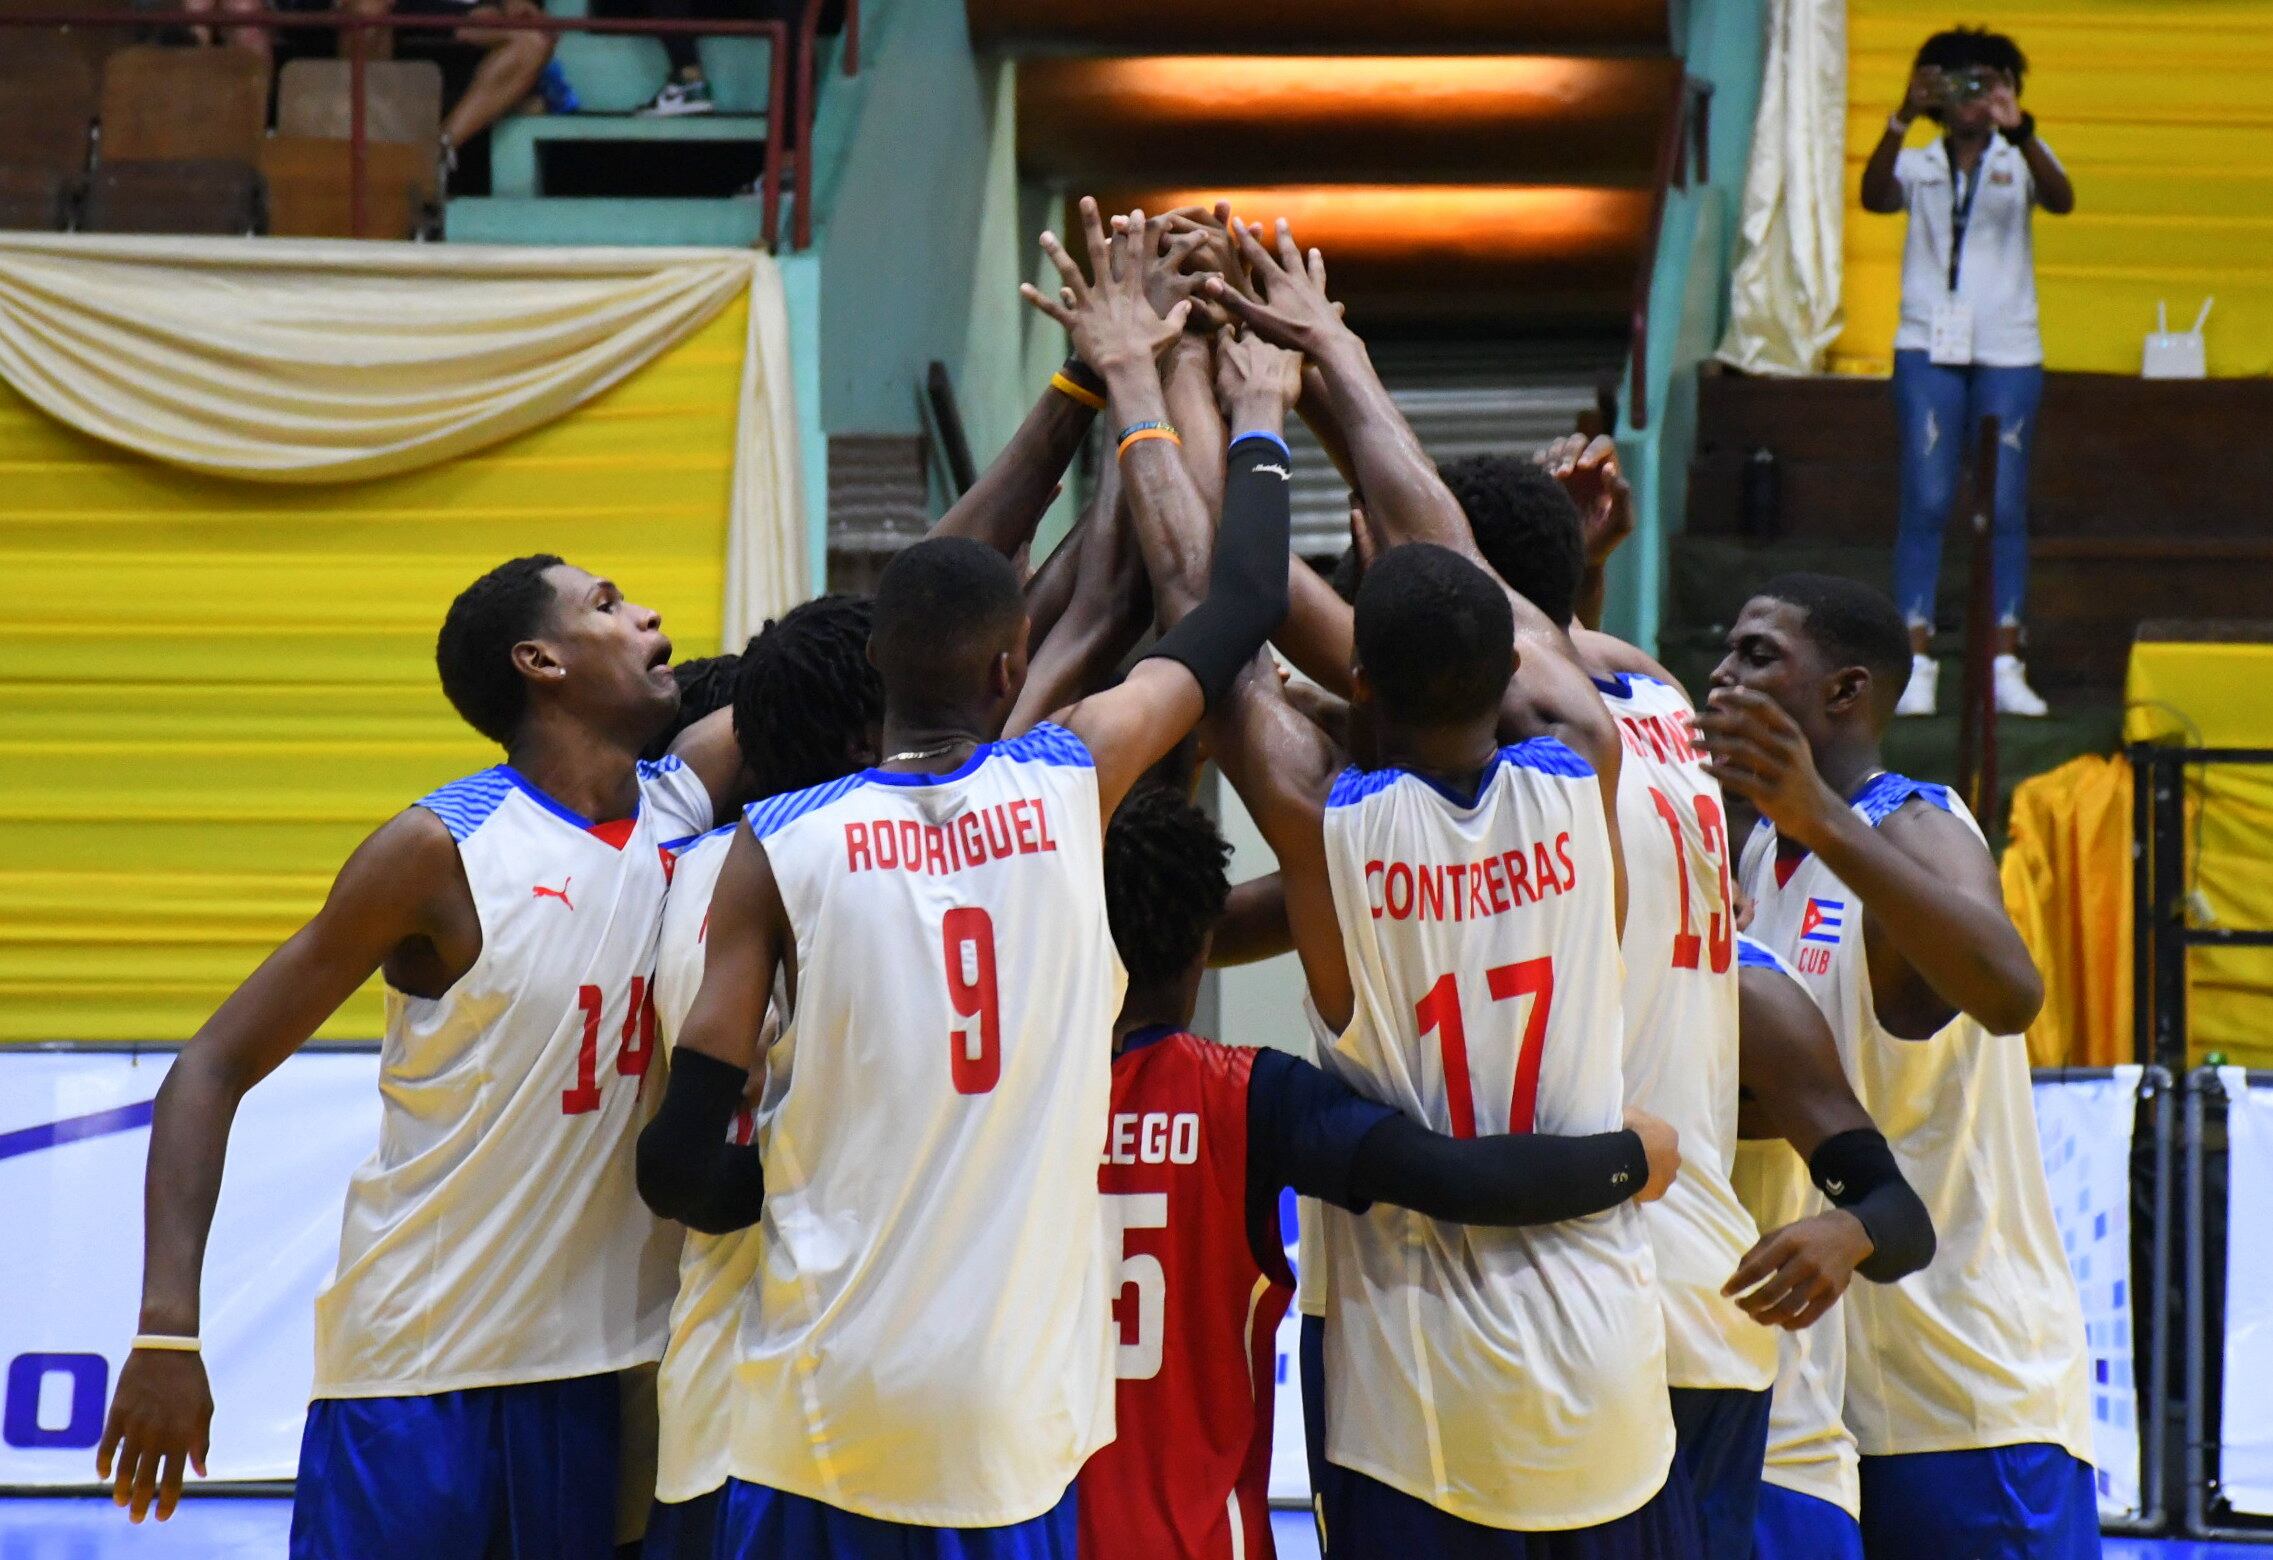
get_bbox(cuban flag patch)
[1800,897,1846,945]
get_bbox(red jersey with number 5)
[1080,1028,1289,1560]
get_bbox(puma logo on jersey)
[531,878,575,910]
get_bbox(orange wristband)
[1049,371,1106,411]
[1116,425,1182,459]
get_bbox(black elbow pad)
[1810,1127,1936,1282]
[635,1050,750,1222]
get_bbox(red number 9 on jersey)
[943,906,1002,1094]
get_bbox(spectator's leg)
[648,0,701,83]
[443,0,554,149]
[1890,348,1968,655]
[1972,363,2044,654]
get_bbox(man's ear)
[1825,665,1872,720]
[988,650,1015,701]
[512,639,566,685]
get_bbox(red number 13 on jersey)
[943,906,1001,1094]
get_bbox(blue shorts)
[1300,1313,1330,1551]
[1316,1461,1702,1558]
[716,1478,1077,1559]
[1858,1444,2101,1559]
[1753,1483,1861,1560]
[1668,1388,1771,1560]
[289,1371,621,1560]
[644,1486,725,1560]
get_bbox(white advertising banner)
[0,1048,379,1486]
[2031,1066,2145,1518]
[2219,1066,2273,1516]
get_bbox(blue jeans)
[1890,351,2043,632]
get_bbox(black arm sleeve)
[1809,1127,1936,1283]
[636,1050,766,1235]
[1142,433,1292,708]
[1347,1115,1649,1227]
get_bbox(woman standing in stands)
[1862,26,2074,718]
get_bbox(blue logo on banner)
[5,1353,108,1450]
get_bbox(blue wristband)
[1230,429,1291,461]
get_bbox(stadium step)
[982,2,1677,330]
[443,194,768,247]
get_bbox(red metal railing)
[2,1,858,247]
[1627,72,1709,431]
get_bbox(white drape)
[0,234,805,637]
[1716,0,1848,375]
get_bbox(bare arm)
[926,372,1101,558]
[99,809,473,1522]
[1022,460,1120,650]
[1207,656,1353,1029]
[671,826,789,1072]
[1861,68,1936,213]
[1697,687,2045,1035]
[1737,962,1874,1154]
[1005,475,1152,737]
[1211,872,1295,967]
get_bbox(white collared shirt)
[1892,132,2058,366]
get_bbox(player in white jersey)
[1431,448,1778,1557]
[638,201,1299,1558]
[637,595,884,1560]
[1697,573,2096,1559]
[1728,934,1937,1560]
[98,555,748,1556]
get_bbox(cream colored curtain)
[0,234,804,635]
[1716,0,1847,375]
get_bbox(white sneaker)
[1994,654,2049,717]
[1896,654,1937,717]
[638,79,715,117]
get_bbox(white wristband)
[131,1334,201,1353]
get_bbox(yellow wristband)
[1049,371,1106,412]
[131,1334,201,1353]
[1116,426,1182,458]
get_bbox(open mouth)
[647,639,675,682]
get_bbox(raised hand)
[1540,433,1635,569]
[1205,219,1351,356]
[1213,327,1303,428]
[96,1348,212,1523]
[1984,71,2023,130]
[1113,208,1214,325]
[1692,686,1844,848]
[1724,1210,1875,1330]
[1020,196,1191,375]
[1899,64,1941,124]
[1166,201,1254,330]
[1622,1106,1681,1203]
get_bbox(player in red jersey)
[1080,784,1683,1560]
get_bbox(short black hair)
[1439,454,1585,628]
[1105,784,1232,989]
[1916,26,2028,107]
[641,653,742,762]
[733,594,883,801]
[871,537,1026,710]
[1755,573,1913,720]
[1354,543,1514,726]
[435,553,567,747]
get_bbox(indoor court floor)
[0,1499,2265,1559]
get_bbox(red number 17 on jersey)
[1415,957,1555,1137]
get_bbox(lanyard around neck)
[1945,140,1985,292]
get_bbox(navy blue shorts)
[1300,1313,1331,1552]
[289,1371,621,1560]
[1668,1387,1771,1560]
[1858,1444,2101,1559]
[1315,1460,1702,1558]
[716,1478,1077,1559]
[1753,1482,1861,1560]
[644,1486,725,1560]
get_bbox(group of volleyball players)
[97,199,2099,1560]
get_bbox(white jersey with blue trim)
[1738,774,2091,1465]
[727,723,1124,1526]
[1315,739,1671,1531]
[310,757,710,1398]
[1729,934,1861,1516]
[651,822,776,1504]
[1600,671,1776,1395]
